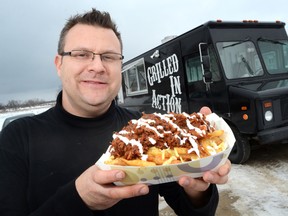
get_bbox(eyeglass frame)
[60,50,124,63]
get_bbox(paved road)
[159,143,288,215]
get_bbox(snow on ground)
[217,156,288,215]
[160,144,288,216]
[0,104,53,131]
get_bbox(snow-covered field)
[216,150,288,216]
[1,106,288,215]
[0,104,52,130]
[160,144,288,216]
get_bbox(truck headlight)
[264,110,273,121]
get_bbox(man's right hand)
[75,165,149,210]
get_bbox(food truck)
[117,20,288,163]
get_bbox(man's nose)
[87,54,106,71]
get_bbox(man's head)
[57,8,122,55]
[55,8,124,118]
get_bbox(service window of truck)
[118,20,288,164]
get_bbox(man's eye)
[71,51,91,59]
[76,53,89,58]
[101,54,115,61]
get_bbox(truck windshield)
[258,39,288,75]
[216,41,264,79]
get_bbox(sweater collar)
[54,91,116,128]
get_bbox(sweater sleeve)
[29,181,97,216]
[0,147,107,216]
[0,122,104,216]
[159,182,219,216]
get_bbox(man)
[0,8,231,215]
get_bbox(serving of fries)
[96,112,235,185]
[104,112,228,167]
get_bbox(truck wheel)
[228,125,251,164]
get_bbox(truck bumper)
[257,125,288,144]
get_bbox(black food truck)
[117,20,288,164]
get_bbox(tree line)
[0,99,54,111]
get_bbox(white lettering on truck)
[147,54,179,86]
[148,53,182,113]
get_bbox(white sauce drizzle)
[112,112,215,159]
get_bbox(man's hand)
[75,165,149,210]
[199,106,212,115]
[177,106,231,206]
[178,159,231,206]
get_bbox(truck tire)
[228,125,251,164]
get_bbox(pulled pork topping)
[109,112,215,160]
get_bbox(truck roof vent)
[161,35,177,44]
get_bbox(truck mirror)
[204,71,212,81]
[202,55,210,71]
[202,55,212,83]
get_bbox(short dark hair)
[57,8,122,54]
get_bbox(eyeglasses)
[60,50,124,64]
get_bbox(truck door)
[184,44,229,114]
[184,51,210,112]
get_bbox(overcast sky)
[0,0,287,104]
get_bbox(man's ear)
[54,55,62,77]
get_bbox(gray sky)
[0,0,287,104]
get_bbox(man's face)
[55,24,122,117]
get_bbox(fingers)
[75,165,149,210]
[106,184,149,199]
[91,167,149,198]
[178,160,231,200]
[179,176,210,192]
[203,171,228,185]
[90,166,149,198]
[202,159,231,184]
[218,159,231,176]
[199,106,212,115]
[92,167,126,185]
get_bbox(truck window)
[216,41,264,79]
[185,47,221,83]
[122,58,148,96]
[208,47,221,82]
[258,39,288,74]
[185,56,202,83]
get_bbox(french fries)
[105,129,226,166]
[105,112,227,167]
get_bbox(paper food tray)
[96,113,235,185]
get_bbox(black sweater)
[0,93,218,216]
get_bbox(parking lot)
[159,144,288,216]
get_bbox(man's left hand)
[178,159,231,206]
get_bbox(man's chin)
[85,97,111,107]
[80,91,114,106]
